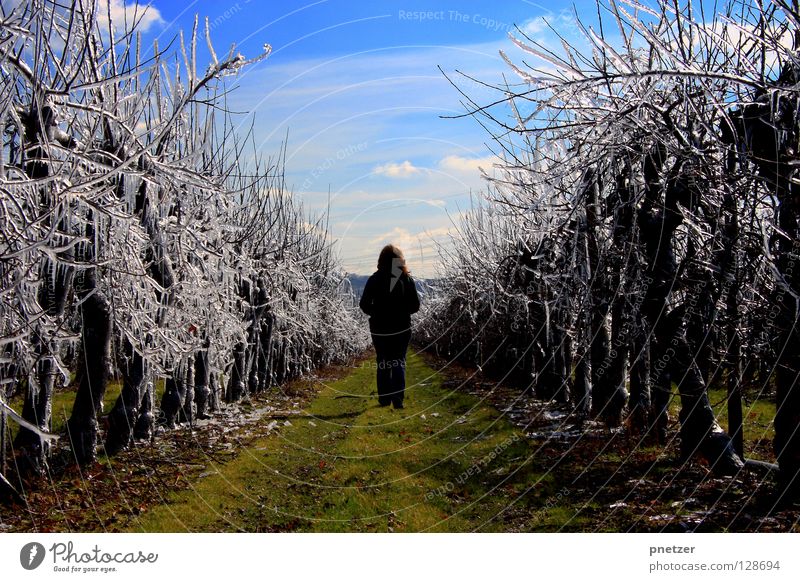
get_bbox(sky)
[125,0,595,277]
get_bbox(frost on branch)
[421,0,800,488]
[0,0,366,481]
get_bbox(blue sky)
[131,0,593,276]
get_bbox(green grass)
[3,355,787,532]
[667,386,775,461]
[7,378,166,439]
[124,352,576,532]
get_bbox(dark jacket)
[359,269,420,334]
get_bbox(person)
[359,244,420,409]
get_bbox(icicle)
[0,400,59,442]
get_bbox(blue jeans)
[371,329,411,406]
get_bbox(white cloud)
[369,226,414,247]
[367,225,454,255]
[700,19,793,73]
[98,0,164,35]
[518,9,580,40]
[520,16,548,36]
[373,160,423,178]
[358,225,455,278]
[439,154,497,175]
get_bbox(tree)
[1,0,367,492]
[421,0,799,485]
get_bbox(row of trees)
[0,0,367,497]
[418,0,800,498]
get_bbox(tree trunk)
[774,199,800,498]
[208,370,221,413]
[640,156,742,473]
[66,275,112,465]
[629,326,651,433]
[724,189,745,459]
[556,330,572,403]
[133,381,155,441]
[247,280,268,394]
[774,305,800,498]
[671,331,743,474]
[769,87,800,498]
[105,339,148,455]
[584,172,616,422]
[727,327,745,459]
[161,363,186,429]
[603,171,637,425]
[179,355,195,425]
[257,312,273,392]
[14,343,57,473]
[1,394,6,479]
[15,113,74,473]
[533,324,559,400]
[195,342,211,419]
[572,356,591,416]
[225,341,248,402]
[731,79,800,498]
[605,294,630,426]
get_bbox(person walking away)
[359,244,420,409]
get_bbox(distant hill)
[345,274,370,297]
[344,273,440,299]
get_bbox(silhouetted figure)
[359,244,420,408]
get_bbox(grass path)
[125,351,573,532]
[4,348,792,532]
